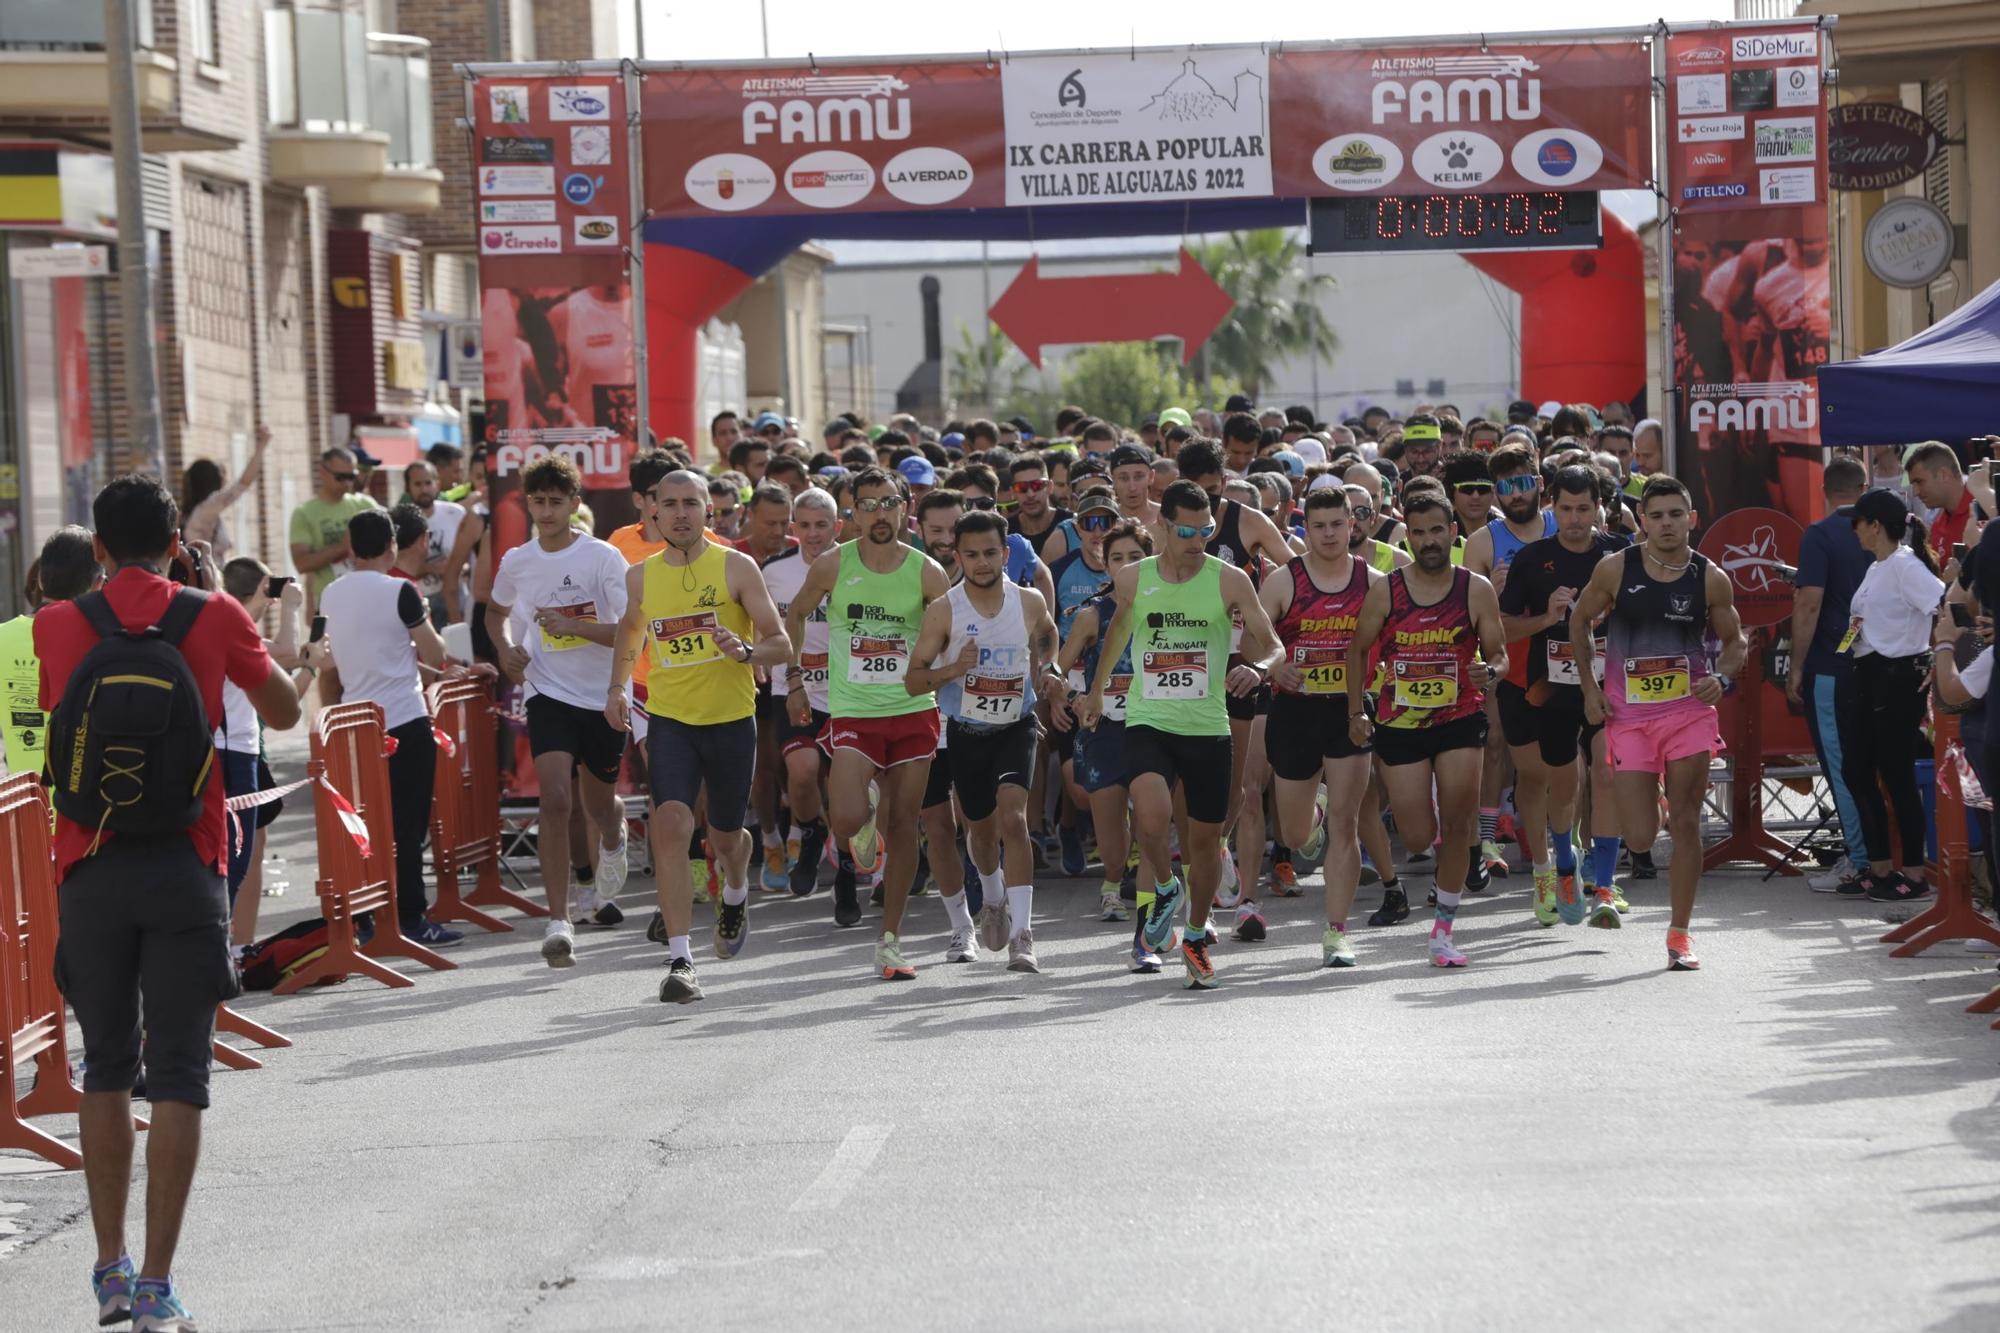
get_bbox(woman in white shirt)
[1837,489,1946,903]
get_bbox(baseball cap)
[1075,491,1118,517]
[1224,394,1255,414]
[1292,438,1328,466]
[1537,400,1563,418]
[1271,450,1306,479]
[1507,398,1537,423]
[940,431,966,451]
[896,456,937,488]
[1007,415,1039,439]
[866,424,887,442]
[1140,412,1160,429]
[1107,443,1153,471]
[752,411,785,434]
[1158,407,1193,429]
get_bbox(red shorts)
[824,709,941,769]
[1606,705,1724,775]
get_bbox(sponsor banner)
[471,74,631,256]
[1666,24,1828,529]
[1270,41,1652,196]
[641,63,1005,217]
[480,199,556,224]
[483,136,554,163]
[1001,48,1272,206]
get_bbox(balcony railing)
[266,0,370,135]
[368,33,434,170]
[0,0,152,51]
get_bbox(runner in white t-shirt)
[765,487,839,896]
[486,454,633,967]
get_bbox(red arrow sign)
[987,247,1234,369]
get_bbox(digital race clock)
[1308,191,1602,254]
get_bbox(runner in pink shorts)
[1574,477,1746,972]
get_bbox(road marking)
[790,1124,892,1213]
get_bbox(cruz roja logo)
[1059,70,1086,108]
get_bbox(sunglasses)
[1078,513,1115,532]
[327,470,358,483]
[1172,521,1218,541]
[964,496,997,512]
[1261,507,1282,521]
[854,496,902,513]
[1351,505,1376,521]
[1453,482,1495,495]
[1014,478,1050,493]
[1494,474,1538,496]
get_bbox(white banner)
[1001,48,1272,207]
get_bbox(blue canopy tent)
[1820,277,2000,445]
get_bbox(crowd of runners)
[252,397,1779,1003]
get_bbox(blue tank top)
[1077,591,1135,722]
[1005,532,1038,588]
[1050,548,1111,638]
[1488,511,1558,570]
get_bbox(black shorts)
[646,714,756,831]
[923,742,954,810]
[54,838,238,1109]
[1496,680,1601,767]
[776,698,829,757]
[946,717,1038,822]
[755,678,782,721]
[1126,725,1233,824]
[1049,712,1077,763]
[1226,682,1272,723]
[1372,712,1490,768]
[526,692,625,783]
[1265,691,1371,781]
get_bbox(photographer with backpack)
[36,475,302,1332]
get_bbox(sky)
[629,0,1736,62]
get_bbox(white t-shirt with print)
[420,499,467,599]
[321,570,431,730]
[490,532,629,710]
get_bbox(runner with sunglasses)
[1007,455,1071,561]
[782,468,952,981]
[1047,489,1124,895]
[1341,481,1404,575]
[1347,491,1510,968]
[1074,480,1282,989]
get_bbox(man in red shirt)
[36,475,301,1330]
[1905,441,1984,572]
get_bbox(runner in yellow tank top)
[606,470,791,1005]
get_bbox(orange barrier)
[428,676,546,931]
[276,703,455,994]
[0,773,84,1166]
[212,1005,292,1069]
[1704,636,1799,874]
[1881,711,2000,964]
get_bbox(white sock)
[763,824,783,849]
[942,891,974,932]
[721,879,750,907]
[1005,884,1033,934]
[1532,858,1550,875]
[978,865,1005,907]
[668,934,692,962]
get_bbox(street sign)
[7,245,109,280]
[987,247,1233,369]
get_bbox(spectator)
[1837,489,1945,904]
[38,474,299,1331]
[289,444,379,700]
[390,503,430,581]
[181,425,270,564]
[319,509,460,947]
[0,528,100,778]
[1786,458,1873,892]
[403,461,465,625]
[1632,419,1666,476]
[427,441,465,494]
[1904,441,1985,567]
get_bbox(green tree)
[949,321,1030,418]
[1057,342,1196,431]
[1187,230,1339,402]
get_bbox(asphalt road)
[5,834,1999,1331]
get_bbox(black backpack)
[47,588,217,846]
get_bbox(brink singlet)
[1273,556,1370,699]
[1374,567,1482,730]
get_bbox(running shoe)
[131,1279,196,1333]
[1270,860,1302,898]
[1607,882,1631,915]
[1532,867,1560,928]
[646,909,668,945]
[1367,886,1411,927]
[660,956,703,1003]
[851,784,882,874]
[1233,903,1268,943]
[1182,933,1217,989]
[791,823,827,897]
[1119,864,1138,902]
[1428,931,1469,968]
[1586,896,1622,930]
[92,1255,135,1327]
[1481,839,1510,879]
[1358,862,1382,887]
[945,928,977,963]
[1666,930,1700,972]
[1099,889,1129,922]
[1215,854,1242,910]
[1836,871,1877,899]
[1007,929,1041,974]
[1130,939,1163,973]
[1059,824,1087,877]
[876,931,916,981]
[1555,874,1586,927]
[405,919,464,948]
[1464,853,1491,895]
[1142,877,1184,952]
[786,835,802,872]
[1629,848,1657,880]
[541,919,576,968]
[597,829,630,902]
[1809,855,1859,893]
[976,902,1012,954]
[714,899,749,960]
[570,877,602,924]
[690,857,713,905]
[761,844,790,892]
[1298,790,1330,863]
[832,854,862,927]
[1322,926,1356,968]
[1867,873,1935,904]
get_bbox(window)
[190,0,216,64]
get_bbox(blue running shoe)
[131,1278,197,1332]
[405,919,465,948]
[1059,823,1087,877]
[1141,877,1183,952]
[92,1255,134,1326]
[1129,939,1162,973]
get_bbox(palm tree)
[948,321,1034,419]
[1187,230,1338,402]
